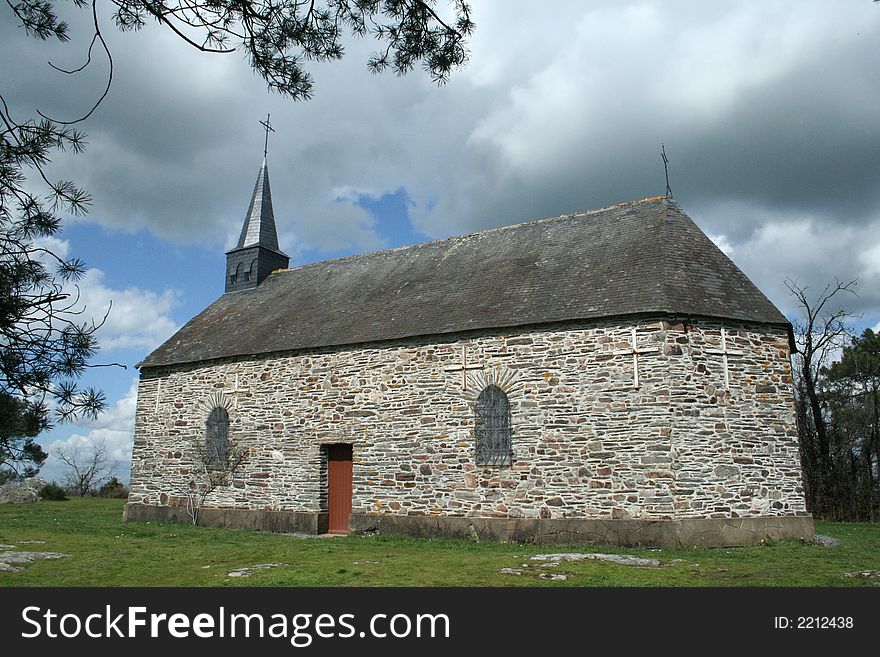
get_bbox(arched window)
[205,407,229,468]
[475,385,512,466]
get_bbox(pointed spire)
[235,157,283,252]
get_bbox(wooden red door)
[327,444,352,534]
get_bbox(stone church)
[124,157,814,547]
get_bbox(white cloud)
[25,235,180,369]
[698,205,880,321]
[467,2,837,173]
[41,378,139,485]
[76,268,181,352]
[30,236,181,353]
[858,242,880,279]
[293,193,384,253]
[708,233,735,257]
[31,235,71,261]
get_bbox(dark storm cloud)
[679,49,880,232]
[412,1,880,238]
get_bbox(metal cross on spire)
[260,113,275,158]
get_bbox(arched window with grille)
[205,407,229,468]
[475,384,512,466]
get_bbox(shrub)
[40,482,69,501]
[97,477,129,499]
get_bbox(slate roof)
[140,197,789,369]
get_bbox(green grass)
[1,498,878,586]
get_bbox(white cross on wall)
[612,327,656,388]
[443,344,484,390]
[704,327,743,389]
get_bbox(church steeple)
[225,156,289,293]
[235,157,282,252]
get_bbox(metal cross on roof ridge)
[661,142,673,199]
[260,113,275,158]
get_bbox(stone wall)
[127,316,808,529]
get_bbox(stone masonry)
[126,315,810,545]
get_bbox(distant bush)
[97,477,129,499]
[40,482,69,501]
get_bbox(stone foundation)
[123,503,813,548]
[123,503,327,534]
[351,513,815,547]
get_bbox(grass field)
[1,498,878,586]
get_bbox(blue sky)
[4,1,880,484]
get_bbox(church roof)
[140,196,789,369]
[227,157,286,256]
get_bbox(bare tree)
[53,439,117,496]
[786,278,858,518]
[185,435,247,525]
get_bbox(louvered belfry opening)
[475,385,512,466]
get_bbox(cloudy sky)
[3,1,880,484]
